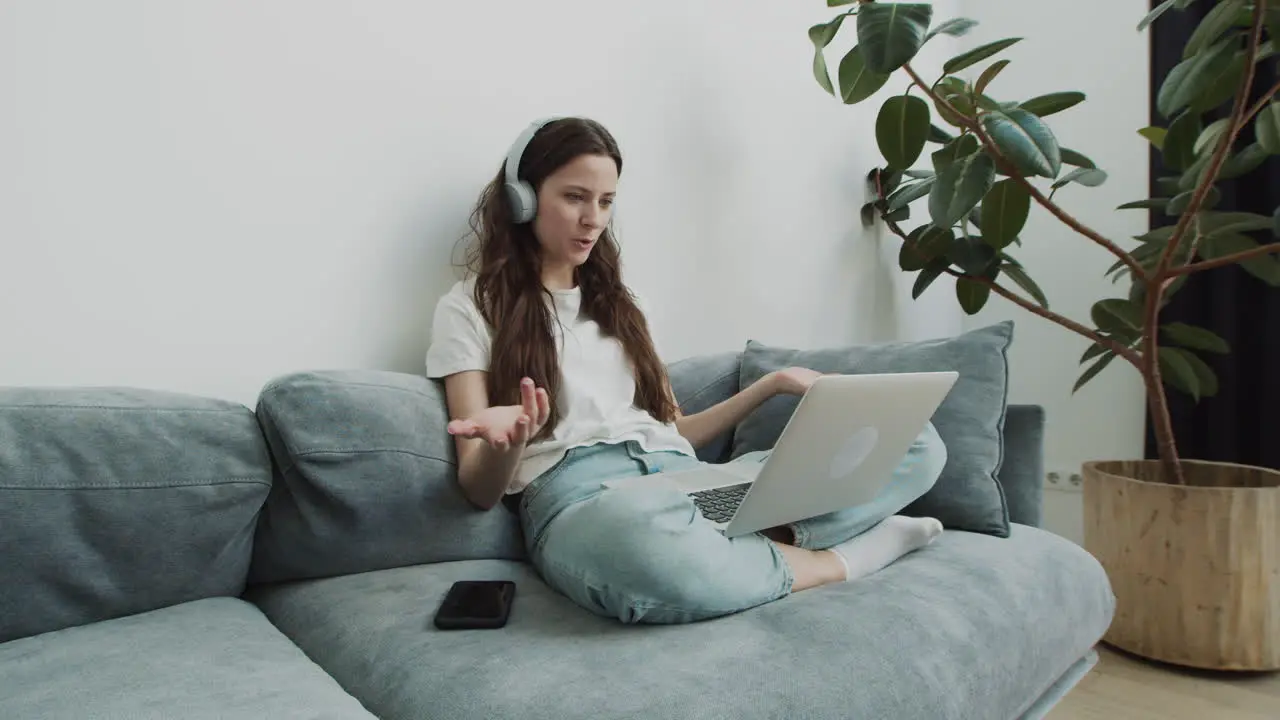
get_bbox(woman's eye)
[567,193,585,202]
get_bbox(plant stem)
[1242,78,1280,127]
[1143,0,1267,486]
[902,63,1148,280]
[1172,240,1280,275]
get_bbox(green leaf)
[1117,197,1171,211]
[812,49,835,95]
[948,235,998,275]
[937,76,967,94]
[1161,322,1230,354]
[1001,262,1049,308]
[1191,50,1247,113]
[912,258,950,299]
[943,37,1023,74]
[809,15,849,95]
[937,96,975,128]
[926,17,978,41]
[1162,109,1202,171]
[1139,126,1169,150]
[1193,117,1231,156]
[981,108,1062,178]
[956,277,991,314]
[1200,233,1280,286]
[876,95,932,169]
[1179,134,1253,190]
[1051,167,1109,189]
[899,227,931,271]
[809,15,847,48]
[931,133,980,172]
[1273,205,1280,238]
[1060,148,1096,169]
[1159,346,1202,401]
[929,151,996,227]
[1219,142,1269,179]
[1198,211,1274,235]
[1139,0,1178,31]
[1158,38,1240,119]
[918,226,954,257]
[904,168,935,179]
[1167,186,1221,215]
[927,124,954,144]
[1080,341,1111,365]
[1184,0,1246,59]
[838,46,893,105]
[980,179,1031,248]
[828,0,859,6]
[1018,91,1086,117]
[1256,103,1280,153]
[1073,351,1117,394]
[1091,298,1144,334]
[886,177,936,211]
[975,60,1011,95]
[885,206,911,222]
[1177,348,1221,398]
[857,3,934,73]
[861,202,877,227]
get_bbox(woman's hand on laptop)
[768,367,824,397]
[447,377,551,452]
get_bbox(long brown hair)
[461,117,676,441]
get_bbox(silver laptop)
[603,371,958,538]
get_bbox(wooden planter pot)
[1082,460,1280,671]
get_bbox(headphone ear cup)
[506,181,536,224]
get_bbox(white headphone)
[503,117,561,224]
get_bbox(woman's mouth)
[573,238,594,251]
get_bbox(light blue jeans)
[516,422,947,625]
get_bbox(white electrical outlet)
[1044,469,1083,493]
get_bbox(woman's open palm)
[447,378,551,452]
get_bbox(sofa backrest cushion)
[249,370,525,585]
[0,387,271,644]
[666,351,742,464]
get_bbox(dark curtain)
[1146,2,1280,470]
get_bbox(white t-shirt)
[424,277,696,493]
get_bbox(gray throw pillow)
[731,321,1014,537]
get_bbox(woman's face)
[532,153,617,280]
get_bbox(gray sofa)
[0,344,1116,719]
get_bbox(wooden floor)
[1047,645,1280,719]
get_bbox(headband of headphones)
[504,116,561,186]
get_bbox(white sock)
[827,515,944,582]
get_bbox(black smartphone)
[433,580,516,630]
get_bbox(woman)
[426,116,947,624]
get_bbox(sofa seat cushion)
[248,524,1115,720]
[0,597,375,720]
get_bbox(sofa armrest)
[998,404,1046,528]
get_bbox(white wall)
[0,0,965,408]
[955,0,1151,543]
[1,1,1147,543]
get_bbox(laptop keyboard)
[689,482,751,524]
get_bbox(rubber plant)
[809,0,1280,485]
